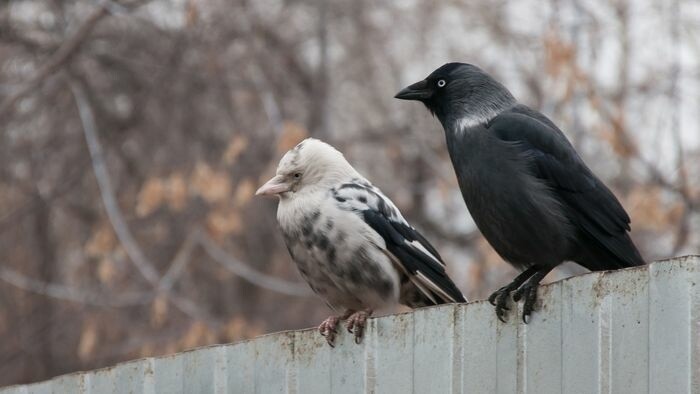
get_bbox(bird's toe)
[488,291,498,306]
[520,286,539,324]
[345,310,371,344]
[496,307,508,323]
[512,285,527,302]
[490,288,512,322]
[318,316,341,347]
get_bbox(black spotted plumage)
[260,138,466,345]
[333,182,466,306]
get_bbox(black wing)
[333,182,466,304]
[487,107,644,269]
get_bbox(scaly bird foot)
[487,266,541,323]
[345,310,372,344]
[512,282,539,324]
[318,316,340,347]
[488,287,511,323]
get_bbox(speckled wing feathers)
[333,180,466,305]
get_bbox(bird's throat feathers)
[436,93,516,135]
[424,67,517,134]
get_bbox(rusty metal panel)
[607,268,650,393]
[1,256,698,394]
[223,340,255,394]
[412,306,457,393]
[462,301,499,393]
[648,257,700,393]
[152,352,183,394]
[328,323,367,393]
[522,280,563,393]
[561,271,604,394]
[293,329,331,393]
[84,367,115,394]
[371,310,414,393]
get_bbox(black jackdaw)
[395,63,644,323]
[256,138,466,345]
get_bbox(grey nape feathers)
[396,63,644,323]
[256,138,465,346]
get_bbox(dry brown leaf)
[190,162,232,203]
[222,316,265,342]
[544,33,575,77]
[626,186,675,229]
[467,261,484,289]
[595,117,636,158]
[166,172,188,211]
[164,342,179,356]
[224,135,249,165]
[85,224,116,257]
[137,178,166,217]
[206,206,242,240]
[666,201,685,224]
[78,319,99,361]
[222,316,247,341]
[277,121,308,154]
[150,294,169,328]
[234,178,256,207]
[97,258,117,284]
[180,321,216,349]
[138,343,156,358]
[186,0,198,27]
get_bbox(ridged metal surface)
[2,256,699,394]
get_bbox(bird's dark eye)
[437,79,446,88]
[293,173,301,178]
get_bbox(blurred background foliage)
[1,0,699,385]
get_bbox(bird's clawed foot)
[488,286,512,323]
[318,310,371,346]
[488,283,539,323]
[488,266,550,324]
[512,280,539,324]
[345,309,372,344]
[318,316,341,347]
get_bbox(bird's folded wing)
[333,182,466,304]
[487,111,644,267]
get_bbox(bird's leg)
[319,310,354,347]
[511,267,553,324]
[345,309,373,344]
[488,266,539,322]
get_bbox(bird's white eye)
[437,79,446,87]
[293,173,302,179]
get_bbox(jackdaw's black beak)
[394,79,433,101]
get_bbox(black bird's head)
[395,63,516,130]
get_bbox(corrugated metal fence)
[2,256,699,394]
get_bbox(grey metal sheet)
[1,257,698,394]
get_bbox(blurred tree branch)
[0,4,109,119]
[70,79,213,322]
[0,0,152,121]
[197,232,312,297]
[0,265,152,307]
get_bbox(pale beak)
[256,175,291,196]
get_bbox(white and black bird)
[396,63,645,323]
[256,138,466,345]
